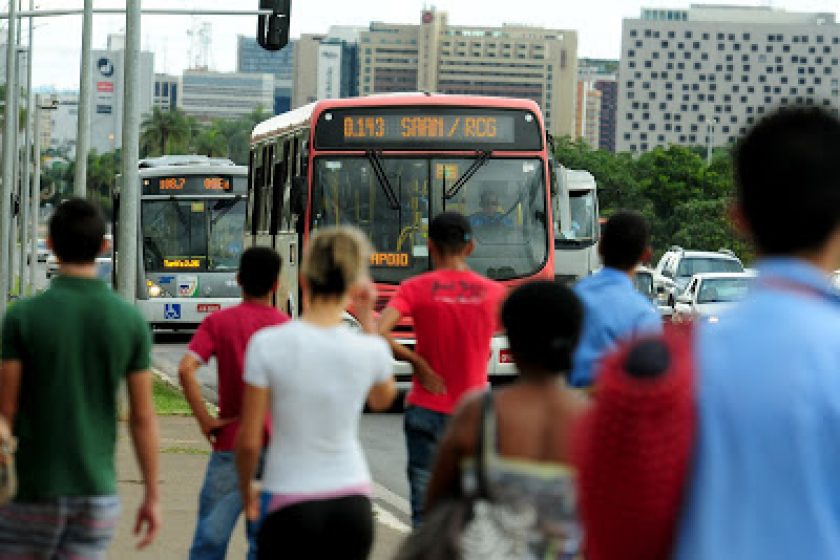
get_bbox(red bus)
[248,93,555,385]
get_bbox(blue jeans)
[404,406,450,527]
[189,450,263,560]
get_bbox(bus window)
[249,148,262,236]
[270,139,288,235]
[256,145,273,234]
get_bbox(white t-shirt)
[244,320,392,495]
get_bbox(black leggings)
[257,495,374,560]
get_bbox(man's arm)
[378,307,445,394]
[0,360,21,425]
[236,383,269,521]
[125,370,161,549]
[178,354,234,443]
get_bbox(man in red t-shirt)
[379,212,505,525]
[178,247,289,560]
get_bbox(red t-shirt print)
[187,301,290,451]
[387,269,506,414]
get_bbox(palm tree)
[140,107,193,157]
[192,126,228,158]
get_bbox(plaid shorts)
[0,496,120,559]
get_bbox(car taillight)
[499,349,515,364]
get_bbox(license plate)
[197,304,221,313]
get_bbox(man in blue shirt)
[570,211,661,386]
[469,190,513,228]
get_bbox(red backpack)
[573,325,696,560]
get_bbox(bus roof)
[251,92,544,144]
[139,155,237,168]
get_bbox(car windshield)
[142,198,245,273]
[697,277,753,303]
[677,256,743,278]
[312,156,548,282]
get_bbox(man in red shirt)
[179,247,289,560]
[379,212,506,525]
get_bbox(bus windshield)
[142,198,246,273]
[312,156,548,282]
[557,190,597,244]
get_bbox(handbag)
[395,392,536,560]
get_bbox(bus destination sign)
[315,107,542,151]
[142,175,237,195]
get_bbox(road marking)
[373,503,410,534]
[373,481,411,515]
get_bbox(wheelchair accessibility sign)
[163,303,182,320]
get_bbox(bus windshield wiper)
[444,150,491,200]
[365,150,400,210]
[210,198,240,229]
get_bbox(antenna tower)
[187,19,214,71]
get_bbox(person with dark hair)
[0,198,160,556]
[575,106,840,560]
[469,190,513,227]
[569,210,661,387]
[379,211,507,525]
[179,246,289,560]
[237,227,396,560]
[422,281,587,557]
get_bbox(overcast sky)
[18,0,840,90]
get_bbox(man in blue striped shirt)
[570,211,662,387]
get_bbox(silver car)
[672,272,754,324]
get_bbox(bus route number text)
[159,177,186,191]
[344,116,385,138]
[204,177,231,191]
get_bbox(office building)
[595,79,618,152]
[42,92,79,158]
[90,34,154,154]
[292,34,326,108]
[576,81,602,148]
[618,5,840,153]
[179,70,274,120]
[237,36,294,114]
[317,26,362,102]
[358,9,578,137]
[153,73,179,112]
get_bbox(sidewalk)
[111,415,406,558]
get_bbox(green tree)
[140,107,194,156]
[192,126,228,158]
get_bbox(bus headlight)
[147,281,163,298]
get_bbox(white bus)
[552,163,600,284]
[114,155,248,329]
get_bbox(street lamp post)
[28,96,56,295]
[0,0,19,310]
[19,0,34,295]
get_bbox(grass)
[152,377,193,416]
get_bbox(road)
[152,336,412,526]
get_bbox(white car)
[653,247,744,314]
[832,270,840,290]
[672,272,754,324]
[28,238,51,264]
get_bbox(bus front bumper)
[137,297,240,329]
[390,335,517,392]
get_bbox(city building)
[90,34,155,154]
[153,74,179,112]
[292,34,326,108]
[237,36,294,114]
[317,27,362,102]
[595,79,618,152]
[42,92,79,158]
[618,5,840,153]
[358,9,579,137]
[575,81,602,148]
[179,70,274,120]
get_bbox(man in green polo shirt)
[0,198,160,557]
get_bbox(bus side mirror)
[291,176,308,215]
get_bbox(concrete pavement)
[111,415,408,559]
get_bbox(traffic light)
[257,0,291,51]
